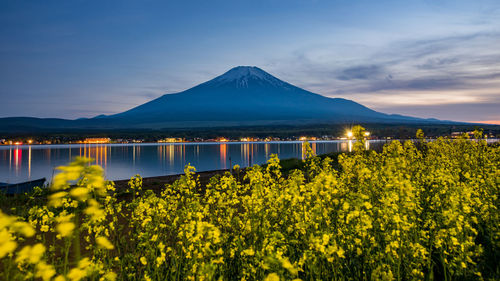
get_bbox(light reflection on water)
[0,140,419,183]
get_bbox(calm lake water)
[0,140,390,183]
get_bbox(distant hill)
[0,66,454,131]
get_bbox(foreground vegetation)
[1,127,499,280]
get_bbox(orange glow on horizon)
[468,120,500,125]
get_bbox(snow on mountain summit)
[220,66,270,80]
[209,66,287,87]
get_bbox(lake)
[0,140,390,183]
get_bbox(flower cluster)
[1,129,499,281]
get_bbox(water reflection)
[46,147,51,164]
[133,144,136,167]
[28,146,31,179]
[78,144,109,167]
[14,147,21,175]
[168,144,174,165]
[156,144,189,172]
[0,140,395,183]
[220,143,227,169]
[241,143,247,164]
[241,143,254,166]
[8,147,10,171]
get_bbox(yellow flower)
[96,236,114,250]
[56,222,75,237]
[342,202,350,211]
[31,243,46,262]
[78,257,92,269]
[264,273,280,281]
[242,248,255,256]
[0,238,17,258]
[69,187,90,201]
[281,258,298,276]
[101,272,117,281]
[16,243,46,264]
[140,256,147,265]
[48,191,68,207]
[156,255,165,267]
[35,262,56,281]
[12,221,36,237]
[337,247,345,258]
[54,275,66,281]
[67,267,86,281]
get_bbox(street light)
[347,131,353,138]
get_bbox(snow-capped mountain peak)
[209,66,286,87]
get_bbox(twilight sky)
[1,0,499,123]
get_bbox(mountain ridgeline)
[1,66,440,131]
[109,66,400,125]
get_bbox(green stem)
[74,213,81,262]
[64,239,71,275]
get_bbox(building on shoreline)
[158,138,184,143]
[82,138,111,144]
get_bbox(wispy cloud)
[416,57,460,70]
[336,65,385,81]
[272,31,500,121]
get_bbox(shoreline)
[2,138,498,148]
[112,168,238,191]
[0,139,392,148]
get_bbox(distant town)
[0,130,496,146]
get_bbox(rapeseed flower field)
[1,127,498,280]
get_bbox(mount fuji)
[99,66,423,127]
[0,66,439,131]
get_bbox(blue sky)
[1,0,499,123]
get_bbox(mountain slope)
[105,66,415,126]
[0,66,443,131]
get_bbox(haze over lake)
[1,140,389,184]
